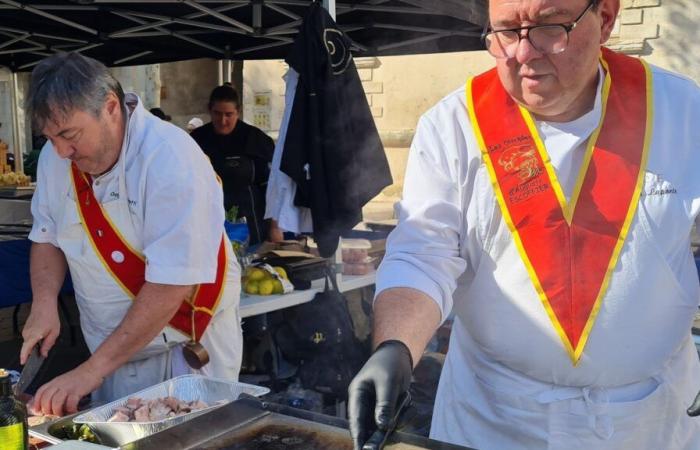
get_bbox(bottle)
[286,379,307,410]
[0,369,28,450]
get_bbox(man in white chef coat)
[20,52,243,416]
[349,0,700,449]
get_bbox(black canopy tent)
[0,0,489,172]
[0,0,488,72]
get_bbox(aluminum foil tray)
[72,374,269,445]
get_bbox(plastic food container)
[341,239,372,263]
[72,374,269,445]
[342,260,375,276]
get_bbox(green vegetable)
[59,423,101,444]
[225,205,239,223]
[79,424,98,442]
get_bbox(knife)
[362,391,412,450]
[14,345,45,398]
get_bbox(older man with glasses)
[348,0,700,449]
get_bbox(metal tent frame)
[0,0,488,171]
[0,1,487,71]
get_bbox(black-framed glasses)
[482,1,595,59]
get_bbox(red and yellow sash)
[467,48,653,364]
[69,163,228,342]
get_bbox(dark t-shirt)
[191,121,274,244]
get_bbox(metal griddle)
[120,397,475,450]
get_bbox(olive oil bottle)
[0,369,28,450]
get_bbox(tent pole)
[217,60,223,86]
[323,0,338,282]
[9,71,23,174]
[322,0,336,20]
[224,59,232,84]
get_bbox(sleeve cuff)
[375,260,449,323]
[28,225,58,247]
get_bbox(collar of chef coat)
[89,92,145,188]
[95,92,146,184]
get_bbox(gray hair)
[26,52,124,133]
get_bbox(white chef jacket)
[376,63,700,449]
[29,94,242,401]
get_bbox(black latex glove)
[348,340,413,450]
[688,391,700,416]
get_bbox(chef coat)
[29,94,242,401]
[376,62,700,449]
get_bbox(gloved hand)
[348,340,413,450]
[687,391,700,416]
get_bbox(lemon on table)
[258,279,274,295]
[272,279,284,295]
[244,280,259,295]
[246,267,266,281]
[273,266,288,280]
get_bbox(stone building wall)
[611,0,700,84]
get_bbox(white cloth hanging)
[264,68,313,234]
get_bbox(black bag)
[274,267,368,398]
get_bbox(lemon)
[247,267,266,281]
[272,279,284,295]
[244,280,259,295]
[273,266,288,280]
[258,279,274,296]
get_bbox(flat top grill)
[31,397,475,449]
[125,397,474,450]
[203,415,353,450]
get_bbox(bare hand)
[32,364,103,416]
[20,302,60,364]
[268,224,284,243]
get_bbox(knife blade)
[14,345,45,398]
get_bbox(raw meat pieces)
[107,396,209,422]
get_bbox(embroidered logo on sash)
[467,48,653,364]
[498,143,541,181]
[496,141,549,204]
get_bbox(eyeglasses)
[482,1,595,59]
